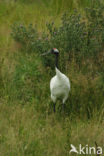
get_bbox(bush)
[11,2,104,71]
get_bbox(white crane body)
[50,67,70,104]
[42,48,70,112]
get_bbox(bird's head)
[51,48,59,55]
[41,48,59,56]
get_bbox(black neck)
[55,54,59,68]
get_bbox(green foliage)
[10,1,104,118]
[11,2,104,70]
[85,3,104,54]
[11,24,39,51]
[5,54,43,106]
[0,0,104,156]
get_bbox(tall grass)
[0,0,104,156]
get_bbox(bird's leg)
[62,103,66,115]
[53,103,56,113]
[57,103,65,112]
[51,95,56,113]
[63,103,65,111]
[62,96,68,113]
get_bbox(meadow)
[0,0,104,155]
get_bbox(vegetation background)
[0,0,104,155]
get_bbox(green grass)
[0,0,104,156]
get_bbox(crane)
[42,48,70,112]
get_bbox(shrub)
[11,2,104,71]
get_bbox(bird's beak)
[41,50,51,56]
